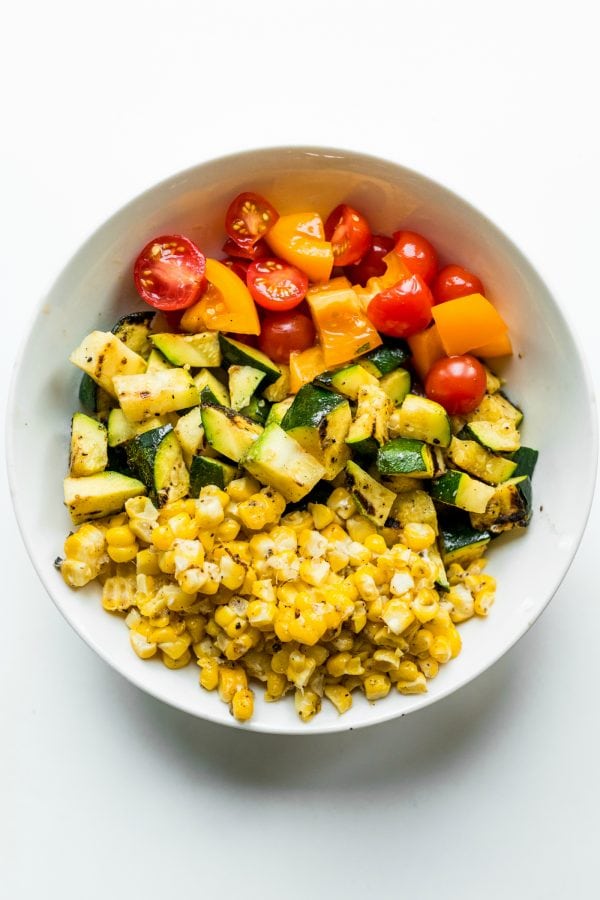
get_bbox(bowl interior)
[8,147,597,733]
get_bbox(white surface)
[8,146,597,735]
[2,0,599,895]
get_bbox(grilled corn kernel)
[364,534,387,555]
[227,476,260,502]
[324,684,353,714]
[218,666,248,703]
[61,559,95,587]
[136,547,161,575]
[363,672,391,701]
[396,671,427,694]
[299,558,331,587]
[105,524,136,547]
[346,516,377,543]
[194,496,225,529]
[309,503,335,531]
[372,648,401,672]
[198,657,219,690]
[327,487,357,520]
[447,584,475,622]
[474,589,495,617]
[265,670,287,701]
[403,522,436,551]
[411,588,440,624]
[294,688,321,721]
[418,657,439,679]
[231,687,254,721]
[215,518,241,542]
[152,524,175,552]
[185,615,206,643]
[389,571,415,597]
[162,648,192,669]
[430,635,453,664]
[382,599,415,635]
[102,575,136,612]
[130,630,157,659]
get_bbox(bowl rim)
[6,144,599,735]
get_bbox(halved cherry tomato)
[222,237,270,261]
[258,311,316,364]
[433,264,485,304]
[225,192,279,250]
[392,231,438,285]
[345,234,395,286]
[247,258,308,312]
[367,273,433,338]
[425,354,487,415]
[325,204,372,267]
[134,235,206,310]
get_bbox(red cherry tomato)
[247,258,308,312]
[367,274,433,338]
[220,256,250,281]
[432,264,485,305]
[222,237,270,261]
[258,312,316,363]
[345,234,395,286]
[425,355,487,415]
[225,192,279,250]
[134,235,206,310]
[392,230,438,284]
[325,204,372,267]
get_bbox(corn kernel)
[198,657,219,690]
[411,588,440,624]
[294,688,321,721]
[105,524,136,547]
[418,657,439,679]
[130,630,157,659]
[346,515,377,543]
[403,522,436,551]
[327,487,357,520]
[227,476,261,502]
[396,671,427,694]
[324,684,353,714]
[162,648,191,669]
[231,687,254,721]
[265,670,287,701]
[218,665,247,703]
[215,518,240,541]
[61,559,95,587]
[363,672,391,701]
[309,503,335,531]
[364,534,387,555]
[474,589,495,617]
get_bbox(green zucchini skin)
[240,395,271,425]
[189,457,237,495]
[201,403,263,462]
[510,446,538,479]
[218,335,281,385]
[359,341,410,376]
[345,460,395,527]
[377,438,434,478]
[281,384,347,430]
[438,514,492,565]
[125,425,189,506]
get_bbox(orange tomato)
[266,212,334,283]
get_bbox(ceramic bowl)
[7,147,597,733]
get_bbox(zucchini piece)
[150,332,221,367]
[78,375,113,419]
[359,342,410,377]
[431,470,496,514]
[201,404,263,463]
[240,395,271,425]
[377,438,434,478]
[125,425,189,506]
[228,365,266,410]
[447,436,517,484]
[63,471,146,525]
[193,369,230,406]
[69,413,108,477]
[470,476,532,533]
[107,409,173,447]
[318,364,379,400]
[281,384,351,480]
[174,407,205,467]
[389,394,452,448]
[266,396,294,426]
[510,446,538,479]
[467,392,523,426]
[375,472,425,493]
[218,334,281,385]
[145,348,174,373]
[483,365,502,395]
[113,369,199,422]
[379,368,411,406]
[381,490,439,544]
[111,311,156,359]
[241,423,326,503]
[463,419,520,453]
[106,444,135,478]
[345,460,395,527]
[263,365,290,401]
[189,456,237,495]
[438,515,492,565]
[346,384,393,457]
[70,331,146,398]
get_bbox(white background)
[2,1,599,897]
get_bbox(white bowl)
[8,147,597,734]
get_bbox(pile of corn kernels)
[59,477,495,722]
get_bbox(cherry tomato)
[392,230,438,284]
[324,204,372,267]
[432,264,485,305]
[345,234,395,286]
[425,354,487,415]
[222,237,270,261]
[367,274,433,338]
[134,235,206,310]
[247,258,308,312]
[225,192,279,250]
[220,256,250,281]
[258,312,316,364]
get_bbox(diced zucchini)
[263,365,290,401]
[510,446,538,479]
[70,331,147,398]
[229,365,266,410]
[125,425,189,506]
[107,409,173,447]
[483,365,502,394]
[69,413,108,477]
[438,515,492,565]
[78,375,113,420]
[377,437,434,478]
[463,419,520,453]
[174,407,205,467]
[241,423,326,502]
[145,348,174,373]
[111,311,156,359]
[201,404,263,463]
[113,369,199,422]
[389,394,452,448]
[281,384,351,480]
[381,490,439,542]
[149,332,221,367]
[345,460,395,527]
[379,368,411,405]
[266,397,294,426]
[467,392,523,427]
[240,395,271,425]
[470,476,532,533]
[318,364,379,400]
[431,470,496,514]
[193,369,230,406]
[63,471,146,525]
[359,342,410,377]
[447,436,517,484]
[218,334,281,385]
[375,472,425,493]
[189,456,237,496]
[346,384,393,457]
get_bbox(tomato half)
[247,258,308,311]
[134,235,206,310]
[345,234,395,286]
[225,192,279,250]
[424,354,487,415]
[325,204,372,267]
[367,274,433,338]
[222,237,270,261]
[432,264,485,305]
[258,312,316,364]
[392,231,438,285]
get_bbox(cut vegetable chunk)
[379,368,411,406]
[242,424,326,502]
[306,284,382,367]
[69,331,146,398]
[228,365,266,410]
[173,407,205,466]
[438,515,492,565]
[432,293,509,356]
[113,369,199,422]
[218,335,281,385]
[193,369,230,406]
[69,413,108,477]
[281,384,351,480]
[201,404,263,462]
[390,394,451,447]
[345,460,395,527]
[431,470,496,513]
[189,456,237,495]
[470,476,532,532]
[447,436,517,484]
[150,332,221,367]
[377,438,434,478]
[463,420,520,453]
[64,472,146,525]
[125,425,189,506]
